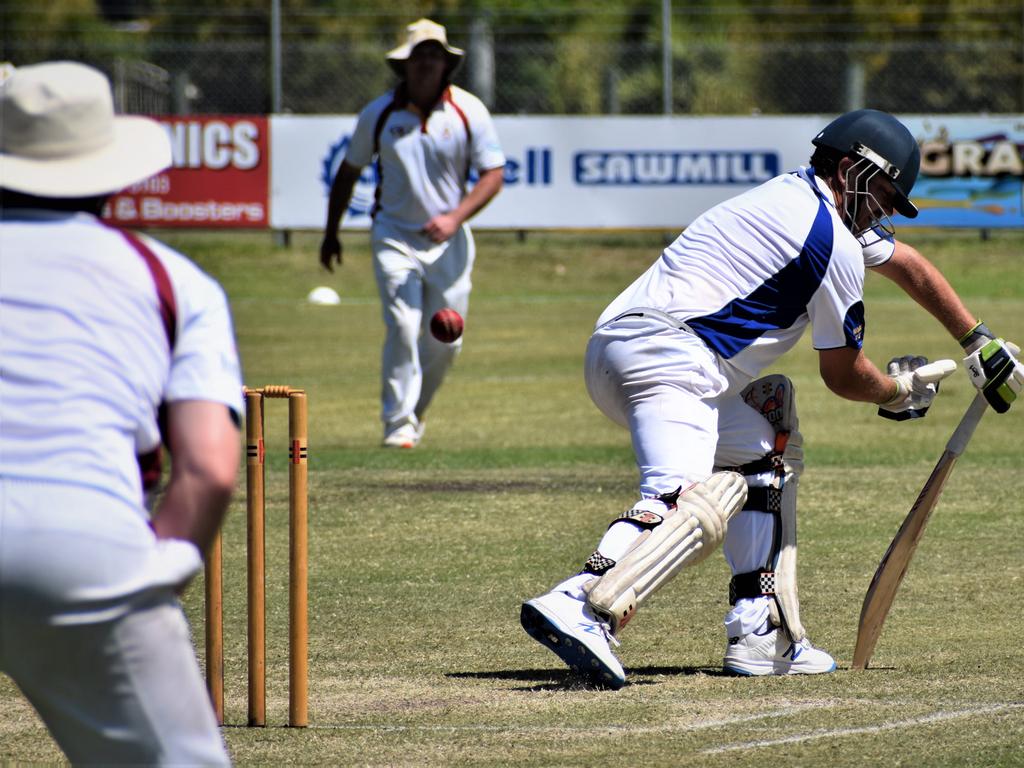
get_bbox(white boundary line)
[308,703,828,734]
[701,702,1024,755]
[305,702,1024,744]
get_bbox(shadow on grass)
[447,665,732,691]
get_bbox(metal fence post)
[662,0,672,115]
[270,0,282,114]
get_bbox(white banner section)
[271,114,1024,230]
[270,115,825,230]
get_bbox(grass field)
[2,228,1023,766]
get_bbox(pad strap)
[614,508,664,529]
[729,569,777,604]
[582,551,616,576]
[583,494,675,577]
[586,472,747,635]
[720,453,784,477]
[734,483,785,606]
[743,485,782,513]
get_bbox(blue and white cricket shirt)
[596,166,896,380]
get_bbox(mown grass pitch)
[2,229,1022,765]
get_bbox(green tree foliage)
[1,1,126,67]
[1,0,1019,114]
[734,0,1018,114]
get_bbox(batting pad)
[586,472,747,634]
[736,374,806,642]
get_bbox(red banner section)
[105,116,269,229]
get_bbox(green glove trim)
[959,321,995,350]
[979,339,1015,413]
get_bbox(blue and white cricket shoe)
[520,590,626,689]
[723,620,836,676]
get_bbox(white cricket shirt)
[344,84,505,232]
[0,211,243,510]
[597,166,896,380]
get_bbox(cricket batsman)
[520,108,1024,688]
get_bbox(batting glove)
[878,356,958,421]
[959,322,1024,414]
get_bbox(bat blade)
[851,452,958,670]
[852,394,988,671]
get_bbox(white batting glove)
[959,322,1024,414]
[878,356,958,421]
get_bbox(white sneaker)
[520,590,626,689]
[723,620,836,676]
[382,423,419,449]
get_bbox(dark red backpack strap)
[371,91,402,218]
[116,228,177,349]
[107,226,178,495]
[443,88,473,182]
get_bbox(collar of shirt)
[394,82,451,122]
[799,165,839,212]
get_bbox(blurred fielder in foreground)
[320,18,505,449]
[521,109,1024,688]
[0,61,242,763]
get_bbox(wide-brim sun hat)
[386,18,464,78]
[0,60,172,197]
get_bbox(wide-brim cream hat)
[386,18,464,78]
[0,61,172,197]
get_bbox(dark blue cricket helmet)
[812,109,920,219]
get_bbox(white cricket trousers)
[371,221,474,434]
[0,478,229,766]
[582,313,779,635]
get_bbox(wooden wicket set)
[204,386,309,727]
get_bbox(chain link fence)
[2,4,1022,116]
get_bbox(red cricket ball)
[430,308,464,343]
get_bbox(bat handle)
[947,394,989,456]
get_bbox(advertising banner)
[270,115,824,230]
[903,116,1024,228]
[105,114,1022,231]
[104,115,269,228]
[271,116,359,229]
[273,114,1023,230]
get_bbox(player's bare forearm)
[422,167,504,243]
[150,400,240,553]
[872,240,977,340]
[323,161,362,236]
[452,166,505,227]
[818,346,898,404]
[321,161,361,270]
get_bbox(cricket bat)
[852,393,989,670]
